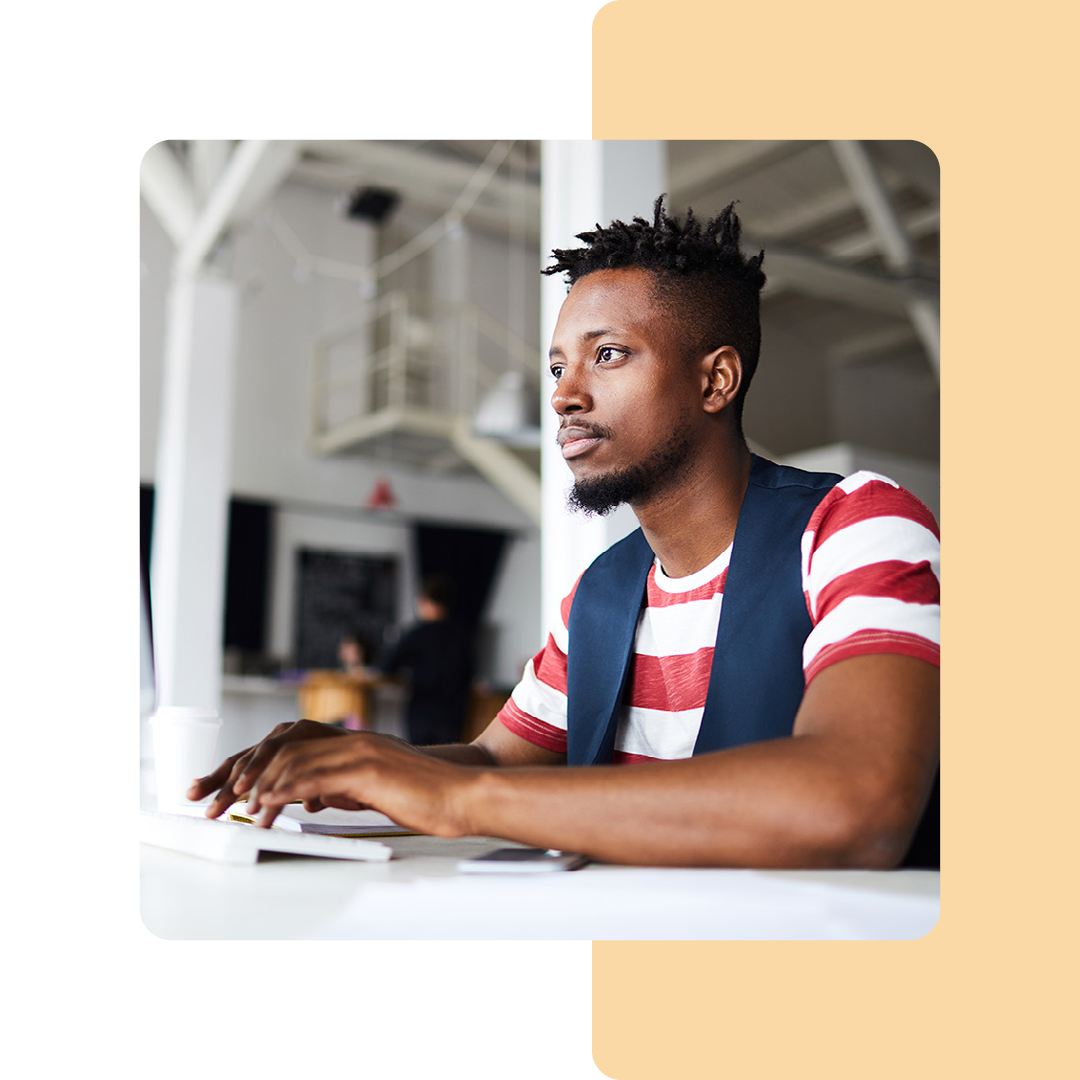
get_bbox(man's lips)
[558,425,608,460]
[561,436,602,460]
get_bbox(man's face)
[548,268,702,515]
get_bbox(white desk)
[141,832,939,941]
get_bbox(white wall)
[783,442,940,523]
[469,226,542,345]
[483,530,543,684]
[268,509,415,659]
[141,177,544,688]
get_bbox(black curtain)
[413,523,509,627]
[141,485,272,653]
[140,484,155,623]
[223,498,272,652]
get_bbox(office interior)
[140,139,940,776]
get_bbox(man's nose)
[551,365,590,415]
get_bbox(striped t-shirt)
[498,471,941,763]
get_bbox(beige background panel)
[591,0,1077,1077]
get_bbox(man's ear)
[700,346,743,414]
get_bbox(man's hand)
[188,719,354,819]
[242,732,479,836]
[188,712,558,832]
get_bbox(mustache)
[557,420,614,441]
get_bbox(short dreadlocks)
[542,195,766,425]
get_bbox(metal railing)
[309,290,540,443]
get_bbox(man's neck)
[632,441,753,578]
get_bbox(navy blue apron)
[565,455,939,867]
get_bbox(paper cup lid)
[151,706,221,723]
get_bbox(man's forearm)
[237,658,936,868]
[445,654,938,868]
[416,716,567,769]
[420,742,497,766]
[456,736,928,869]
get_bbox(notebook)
[225,803,418,837]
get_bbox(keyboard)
[139,809,393,865]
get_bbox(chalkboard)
[293,548,398,670]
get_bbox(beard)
[567,424,695,516]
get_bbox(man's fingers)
[230,740,286,797]
[218,744,278,810]
[204,776,243,818]
[230,720,346,796]
[187,754,240,800]
[256,801,284,829]
[320,794,369,811]
[255,771,345,823]
[199,740,280,817]
[248,739,370,815]
[187,721,341,818]
[190,754,255,818]
[207,724,312,809]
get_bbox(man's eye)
[550,365,565,381]
[597,346,623,363]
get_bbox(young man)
[190,198,940,869]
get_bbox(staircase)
[308,291,543,523]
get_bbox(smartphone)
[457,847,590,872]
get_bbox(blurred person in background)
[376,575,475,746]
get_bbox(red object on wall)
[366,478,396,509]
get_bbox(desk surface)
[141,832,939,941]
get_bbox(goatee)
[567,425,694,516]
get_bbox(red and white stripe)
[801,472,939,682]
[499,471,940,763]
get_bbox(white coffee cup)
[150,706,223,811]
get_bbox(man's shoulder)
[805,469,939,538]
[748,455,844,493]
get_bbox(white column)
[150,270,239,711]
[539,140,666,636]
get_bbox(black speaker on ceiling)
[342,186,400,224]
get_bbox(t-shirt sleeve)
[801,471,940,685]
[494,577,581,753]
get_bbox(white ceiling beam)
[440,139,538,176]
[744,162,933,244]
[297,140,539,233]
[832,140,919,273]
[177,140,300,276]
[831,140,940,376]
[291,161,538,241]
[869,140,940,199]
[669,140,814,198]
[191,140,233,205]
[907,301,941,376]
[824,204,939,260]
[755,240,936,316]
[227,141,301,226]
[140,142,197,247]
[752,183,864,239]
